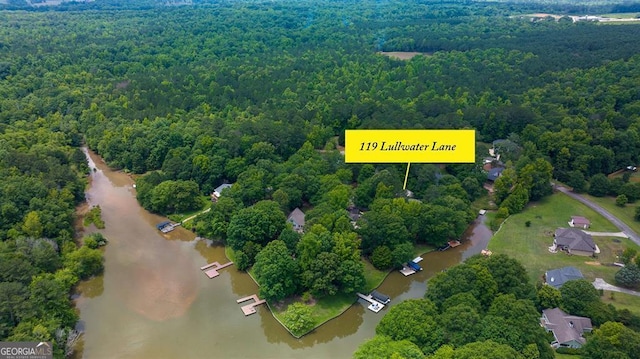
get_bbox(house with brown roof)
[569,216,590,229]
[541,308,593,348]
[287,207,305,233]
[552,228,598,256]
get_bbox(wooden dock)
[200,261,233,278]
[448,240,461,248]
[356,293,384,313]
[236,294,267,316]
[400,266,416,276]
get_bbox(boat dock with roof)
[357,292,385,312]
[156,221,181,233]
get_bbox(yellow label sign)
[345,129,475,163]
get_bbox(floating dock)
[200,261,233,278]
[357,293,384,312]
[448,240,461,248]
[236,294,267,316]
[400,266,416,276]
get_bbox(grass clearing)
[363,259,388,291]
[600,12,640,19]
[489,192,637,284]
[554,352,580,359]
[601,290,640,316]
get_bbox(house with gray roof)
[541,308,593,349]
[288,207,305,233]
[545,266,584,289]
[487,167,504,182]
[211,183,233,202]
[553,228,598,256]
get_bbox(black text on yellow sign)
[344,129,476,163]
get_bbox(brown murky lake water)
[73,148,492,359]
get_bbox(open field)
[600,12,640,19]
[489,192,639,285]
[377,51,429,60]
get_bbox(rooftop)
[542,308,592,347]
[545,266,584,289]
[554,228,596,253]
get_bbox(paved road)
[556,186,640,247]
[593,278,640,297]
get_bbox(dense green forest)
[3,0,640,356]
[0,104,104,356]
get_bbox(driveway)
[556,186,640,247]
[593,278,640,296]
[583,231,628,238]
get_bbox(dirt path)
[181,207,211,224]
[556,186,640,247]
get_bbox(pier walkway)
[200,261,233,278]
[236,295,267,316]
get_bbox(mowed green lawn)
[602,290,640,316]
[488,192,640,285]
[582,193,640,236]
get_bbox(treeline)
[3,2,640,185]
[354,254,640,359]
[0,118,104,357]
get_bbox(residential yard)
[582,193,640,236]
[488,192,639,285]
[601,290,640,316]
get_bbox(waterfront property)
[237,295,267,316]
[200,261,234,278]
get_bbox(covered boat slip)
[357,289,391,312]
